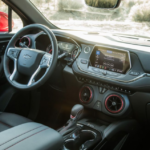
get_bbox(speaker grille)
[105,94,124,113]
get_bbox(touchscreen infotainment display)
[90,46,130,74]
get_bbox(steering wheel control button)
[8,48,20,59]
[40,54,52,68]
[130,71,139,76]
[81,59,87,64]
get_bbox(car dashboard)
[14,29,150,125]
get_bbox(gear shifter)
[58,104,84,136]
[70,104,84,120]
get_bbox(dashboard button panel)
[102,88,107,94]
[85,65,122,78]
[77,76,133,95]
[94,101,102,111]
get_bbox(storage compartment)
[64,130,99,150]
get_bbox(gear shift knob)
[70,104,84,120]
[58,104,84,135]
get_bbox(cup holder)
[64,130,97,150]
[64,139,75,150]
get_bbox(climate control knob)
[79,86,93,104]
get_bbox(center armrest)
[0,122,63,150]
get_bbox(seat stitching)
[0,121,12,128]
[4,128,49,150]
[0,125,43,146]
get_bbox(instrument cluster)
[46,41,79,60]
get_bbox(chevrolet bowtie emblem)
[23,54,31,59]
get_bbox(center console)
[78,84,131,117]
[71,44,144,117]
[63,124,101,150]
[62,44,143,149]
[59,105,138,150]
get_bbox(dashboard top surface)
[50,29,150,75]
[14,29,150,92]
[52,29,150,53]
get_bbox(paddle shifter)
[58,104,84,135]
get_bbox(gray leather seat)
[0,112,32,132]
[0,113,63,150]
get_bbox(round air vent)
[105,94,124,113]
[19,36,31,47]
[84,46,90,53]
[79,86,93,104]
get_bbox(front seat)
[0,112,31,132]
[0,112,64,150]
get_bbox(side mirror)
[0,11,14,32]
[84,0,121,9]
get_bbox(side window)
[0,1,23,33]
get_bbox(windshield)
[30,0,150,37]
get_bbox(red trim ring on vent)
[79,86,93,104]
[105,94,124,113]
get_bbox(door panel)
[0,33,14,81]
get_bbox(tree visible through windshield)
[30,0,150,37]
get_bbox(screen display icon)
[96,51,101,55]
[91,47,129,74]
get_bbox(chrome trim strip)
[65,139,75,143]
[76,59,146,83]
[28,66,41,86]
[76,44,146,83]
[10,59,17,81]
[64,139,75,150]
[81,130,97,138]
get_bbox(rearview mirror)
[84,0,121,9]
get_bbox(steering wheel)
[3,24,58,90]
